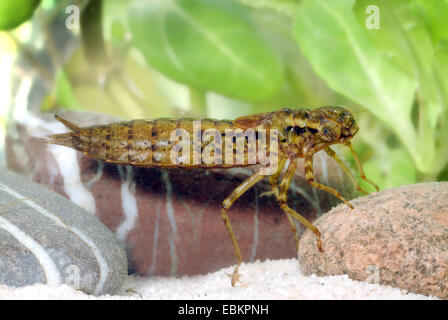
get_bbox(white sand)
[0,259,436,300]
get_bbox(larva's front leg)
[344,142,380,192]
[324,147,369,195]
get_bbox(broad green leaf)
[353,0,440,171]
[128,0,284,102]
[292,0,430,170]
[412,0,448,47]
[353,0,432,79]
[0,0,40,30]
[242,7,349,111]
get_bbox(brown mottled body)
[48,106,379,286]
[49,117,262,168]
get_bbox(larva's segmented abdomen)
[48,117,260,168]
[79,120,155,165]
[48,119,156,165]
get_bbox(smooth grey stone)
[0,168,128,295]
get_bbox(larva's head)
[306,106,358,143]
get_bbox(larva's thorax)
[266,107,359,158]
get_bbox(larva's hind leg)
[305,153,354,209]
[221,171,265,286]
[276,160,322,252]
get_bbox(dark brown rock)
[298,182,448,299]
[6,111,357,277]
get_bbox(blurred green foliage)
[0,0,41,30]
[1,0,447,190]
[129,0,284,101]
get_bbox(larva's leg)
[324,147,369,195]
[268,157,287,196]
[305,153,354,209]
[344,141,380,192]
[259,157,287,198]
[221,171,265,286]
[277,160,322,252]
[258,158,300,251]
[268,158,300,251]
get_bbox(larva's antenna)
[353,108,370,115]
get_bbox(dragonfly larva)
[47,106,379,286]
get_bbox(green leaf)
[0,0,40,30]
[353,0,430,79]
[292,0,433,170]
[353,0,440,174]
[412,0,448,47]
[128,0,284,102]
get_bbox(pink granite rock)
[298,182,448,299]
[6,111,357,277]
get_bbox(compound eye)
[318,122,341,142]
[341,127,351,137]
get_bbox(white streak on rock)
[48,145,96,214]
[85,161,104,189]
[161,170,178,277]
[0,216,61,285]
[18,113,96,215]
[116,166,138,243]
[147,203,161,276]
[70,226,108,295]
